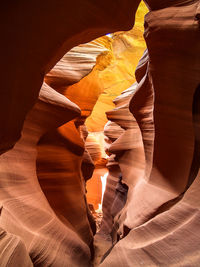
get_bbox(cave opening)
[85,131,109,231]
[83,1,148,238]
[35,3,149,257]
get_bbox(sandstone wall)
[0,0,141,154]
[0,0,200,266]
[99,1,200,266]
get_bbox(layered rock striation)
[0,0,200,266]
[0,37,112,265]
[37,40,108,253]
[0,84,92,266]
[0,0,141,154]
[99,1,200,266]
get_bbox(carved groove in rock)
[0,0,200,266]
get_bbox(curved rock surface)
[37,40,111,254]
[0,0,141,154]
[1,0,200,266]
[99,1,200,266]
[0,84,92,266]
[45,41,107,90]
[0,228,33,267]
[86,2,148,132]
[101,122,125,235]
[0,28,118,265]
[100,83,141,238]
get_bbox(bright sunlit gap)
[95,171,108,213]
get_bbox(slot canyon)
[0,0,200,266]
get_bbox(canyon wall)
[0,84,91,266]
[99,1,200,266]
[86,2,148,132]
[0,0,200,266]
[0,38,112,266]
[0,0,141,155]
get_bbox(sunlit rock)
[0,0,141,154]
[1,0,200,266]
[37,41,110,252]
[86,2,148,132]
[100,1,200,266]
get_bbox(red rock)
[0,227,33,267]
[1,1,200,266]
[0,84,92,266]
[0,0,140,154]
[100,1,200,266]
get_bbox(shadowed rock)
[0,84,93,266]
[0,0,140,154]
[100,1,200,266]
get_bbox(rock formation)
[45,41,106,90]
[0,84,92,266]
[86,2,148,132]
[0,35,111,265]
[0,227,33,267]
[99,1,200,266]
[99,83,141,238]
[0,0,141,154]
[36,39,112,260]
[1,0,200,266]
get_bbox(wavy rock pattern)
[0,84,92,266]
[100,83,141,238]
[86,2,148,132]
[0,0,141,154]
[101,122,124,235]
[0,38,111,265]
[45,41,107,90]
[0,0,200,266]
[0,227,33,267]
[100,1,200,266]
[37,41,108,252]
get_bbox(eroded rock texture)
[0,0,141,154]
[35,39,116,263]
[45,41,106,90]
[0,36,111,265]
[101,122,125,236]
[99,1,200,266]
[86,2,148,132]
[0,84,92,266]
[0,228,33,267]
[37,40,108,253]
[0,0,200,266]
[100,83,142,238]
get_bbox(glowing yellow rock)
[86,2,148,131]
